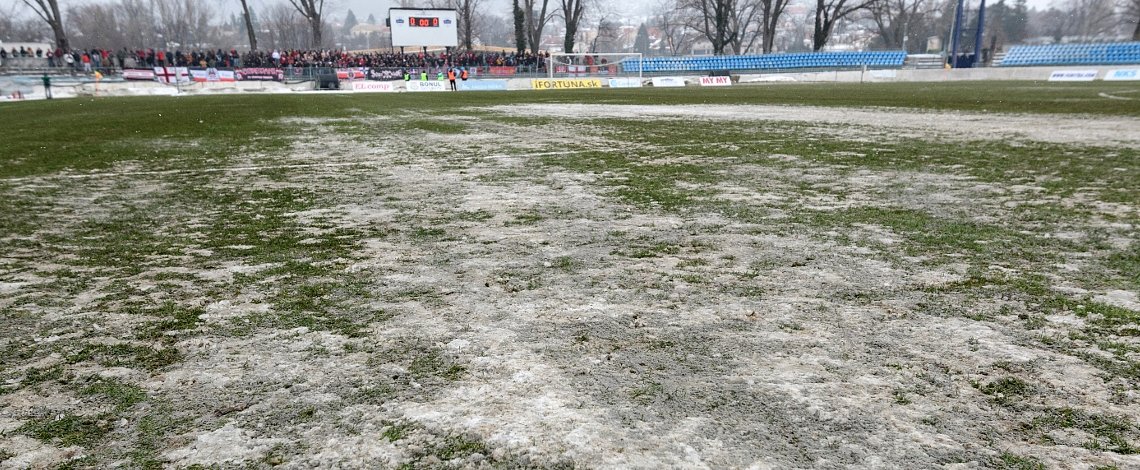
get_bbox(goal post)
[548,52,643,80]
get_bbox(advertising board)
[457,80,508,91]
[1105,69,1140,81]
[607,78,643,88]
[1048,70,1098,81]
[407,80,448,92]
[351,81,397,92]
[651,77,686,87]
[531,78,603,90]
[699,76,732,87]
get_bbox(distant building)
[350,24,388,37]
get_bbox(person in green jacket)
[42,74,52,100]
[420,70,428,81]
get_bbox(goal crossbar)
[547,53,643,80]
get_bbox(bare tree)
[1126,0,1140,40]
[522,0,553,53]
[868,0,936,52]
[1063,0,1120,40]
[813,0,874,51]
[560,0,588,53]
[1,4,48,43]
[591,16,622,52]
[240,0,258,50]
[758,0,791,53]
[153,0,215,49]
[653,0,696,55]
[266,2,310,49]
[1034,0,1118,42]
[457,0,483,50]
[727,0,765,54]
[22,0,68,50]
[681,0,740,54]
[288,0,326,48]
[67,3,124,50]
[116,0,158,50]
[478,12,513,47]
[428,0,484,50]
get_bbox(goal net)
[547,53,643,80]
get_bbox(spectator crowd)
[3,46,549,73]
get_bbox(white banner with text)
[699,76,733,87]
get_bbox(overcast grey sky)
[0,0,588,20]
[3,0,1061,22]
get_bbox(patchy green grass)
[79,376,148,412]
[18,413,114,448]
[1028,407,1139,454]
[68,343,182,371]
[993,452,1046,470]
[1,82,1138,468]
[978,377,1035,407]
[402,119,467,134]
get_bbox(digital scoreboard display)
[408,17,440,27]
[389,8,458,47]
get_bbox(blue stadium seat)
[632,50,909,73]
[1000,42,1140,67]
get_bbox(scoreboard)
[389,8,459,47]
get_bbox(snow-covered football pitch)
[1,83,1139,468]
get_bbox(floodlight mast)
[949,0,964,68]
[972,0,987,67]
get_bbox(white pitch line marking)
[1098,92,1136,101]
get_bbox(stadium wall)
[3,65,1136,101]
[739,65,1130,83]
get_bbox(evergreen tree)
[633,23,650,54]
[1007,0,1028,44]
[514,0,527,54]
[367,14,377,25]
[344,10,359,35]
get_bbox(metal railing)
[1,60,550,80]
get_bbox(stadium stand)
[999,42,1140,67]
[624,51,907,73]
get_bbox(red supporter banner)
[153,66,190,84]
[488,66,516,76]
[336,68,367,80]
[236,68,284,81]
[122,69,156,80]
[189,68,236,82]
